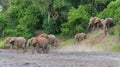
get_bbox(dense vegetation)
[0,0,120,39]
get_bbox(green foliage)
[2,0,41,38]
[0,0,118,38]
[61,5,90,36]
[41,0,71,34]
[98,0,120,37]
[115,25,120,38]
[42,18,58,34]
[111,44,120,51]
[0,13,8,37]
[60,38,75,47]
[0,39,4,48]
[0,0,8,11]
[98,0,120,21]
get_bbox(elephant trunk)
[26,41,30,48]
[86,24,90,30]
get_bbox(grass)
[111,44,120,51]
[0,39,5,48]
[59,38,75,47]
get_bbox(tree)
[98,0,120,37]
[61,5,91,36]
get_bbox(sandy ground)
[56,44,103,52]
[0,46,120,67]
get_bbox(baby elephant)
[74,32,87,44]
[4,37,26,53]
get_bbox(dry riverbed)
[0,49,120,67]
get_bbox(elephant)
[74,32,87,44]
[86,17,102,31]
[38,33,48,38]
[26,37,36,47]
[26,37,38,53]
[34,30,44,37]
[48,34,59,48]
[4,37,26,53]
[100,18,115,35]
[26,36,50,54]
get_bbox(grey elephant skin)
[87,17,102,31]
[74,33,87,44]
[101,18,115,35]
[4,37,26,53]
[48,34,59,48]
[27,36,49,54]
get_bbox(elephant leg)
[32,46,35,54]
[97,23,100,30]
[47,45,50,53]
[106,27,108,35]
[92,24,96,31]
[21,47,27,53]
[37,47,42,53]
[10,45,13,52]
[23,48,27,53]
[22,43,27,53]
[92,25,95,31]
[43,48,48,54]
[36,44,42,53]
[16,46,19,53]
[104,25,108,36]
[76,39,79,44]
[105,27,107,36]
[79,38,82,43]
[42,48,46,53]
[44,45,50,54]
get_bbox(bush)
[111,44,120,51]
[0,13,8,37]
[3,29,16,36]
[42,18,61,34]
[61,5,91,36]
[98,0,120,37]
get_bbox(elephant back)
[105,18,115,28]
[89,17,96,24]
[27,37,37,47]
[15,37,26,47]
[48,34,59,47]
[48,34,56,42]
[38,33,48,38]
[75,33,86,39]
[36,37,48,48]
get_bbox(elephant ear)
[9,37,15,44]
[31,38,37,45]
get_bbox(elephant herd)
[4,33,59,54]
[86,17,115,35]
[74,17,115,43]
[4,17,115,52]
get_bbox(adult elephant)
[26,37,50,54]
[4,37,26,53]
[48,34,59,48]
[86,17,102,31]
[38,33,48,38]
[101,18,115,35]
